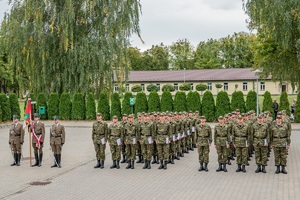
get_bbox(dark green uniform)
[92,120,108,168]
[214,123,229,171]
[124,120,138,169]
[50,122,66,167]
[140,120,154,169]
[108,122,123,169]
[30,120,45,167]
[156,120,172,169]
[9,121,24,166]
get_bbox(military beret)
[112,115,118,119]
[218,116,224,120]
[13,115,20,119]
[33,113,40,118]
[200,116,206,119]
[96,113,102,116]
[53,116,60,120]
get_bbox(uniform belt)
[236,136,247,138]
[217,136,227,138]
[254,137,266,139]
[277,136,287,139]
[55,136,61,138]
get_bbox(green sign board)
[130,98,135,106]
[39,106,46,115]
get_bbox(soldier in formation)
[9,115,25,166]
[50,116,65,168]
[30,113,45,167]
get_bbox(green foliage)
[59,93,72,120]
[179,83,191,91]
[174,91,187,112]
[231,91,246,113]
[215,83,223,89]
[111,93,122,119]
[187,91,200,112]
[37,93,47,120]
[148,91,160,112]
[146,84,159,92]
[97,92,110,121]
[122,92,133,115]
[279,91,290,115]
[161,91,173,112]
[47,93,59,120]
[169,39,195,70]
[134,92,148,115]
[294,92,300,122]
[262,91,274,116]
[127,47,142,70]
[0,93,11,121]
[201,91,215,121]
[140,43,169,70]
[9,93,20,118]
[71,93,85,120]
[215,91,231,117]
[0,101,2,122]
[196,84,207,92]
[86,93,96,120]
[246,90,257,112]
[162,84,175,92]
[194,92,202,114]
[131,85,142,93]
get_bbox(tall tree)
[122,92,133,115]
[140,43,169,70]
[161,91,173,112]
[262,91,274,116]
[201,91,215,122]
[148,91,160,112]
[86,93,96,120]
[174,91,187,112]
[59,93,72,120]
[187,91,199,112]
[71,93,85,120]
[97,91,110,120]
[111,92,121,119]
[48,92,60,120]
[134,92,147,115]
[231,91,246,113]
[169,39,195,70]
[215,91,231,117]
[246,90,257,112]
[127,47,142,70]
[279,91,290,115]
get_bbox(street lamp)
[254,69,262,116]
[184,68,186,83]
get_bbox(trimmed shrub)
[59,93,72,120]
[246,90,257,112]
[201,91,215,121]
[294,92,300,122]
[215,83,223,89]
[0,102,2,122]
[174,91,187,112]
[179,83,191,91]
[146,84,159,92]
[231,91,246,113]
[0,93,11,121]
[47,93,59,120]
[86,93,96,120]
[9,93,20,118]
[161,91,173,112]
[262,91,274,117]
[279,91,290,115]
[215,91,231,117]
[134,92,148,115]
[148,91,161,112]
[162,84,175,92]
[187,91,200,112]
[196,84,207,92]
[194,91,202,114]
[131,85,142,93]
[71,93,85,120]
[37,93,48,120]
[97,92,110,120]
[122,92,133,115]
[111,92,122,119]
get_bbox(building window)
[126,84,129,91]
[190,83,194,90]
[156,84,160,91]
[207,83,212,91]
[224,83,228,91]
[243,82,248,91]
[260,82,265,91]
[141,84,145,91]
[174,83,178,91]
[114,84,119,92]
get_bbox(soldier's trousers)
[121,144,126,156]
[141,143,153,161]
[198,145,210,163]
[136,142,142,156]
[191,132,196,145]
[236,147,247,165]
[186,135,191,147]
[32,143,43,154]
[11,142,22,154]
[273,147,288,166]
[152,141,158,156]
[51,143,62,155]
[157,143,170,161]
[217,145,228,163]
[176,140,182,153]
[126,144,136,160]
[254,146,268,165]
[182,137,186,150]
[94,142,106,160]
[170,142,176,156]
[229,142,234,157]
[110,144,121,161]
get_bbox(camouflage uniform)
[140,120,154,169]
[124,120,138,169]
[108,121,123,169]
[214,122,229,172]
[169,119,176,164]
[156,120,172,169]
[9,117,25,166]
[92,120,108,168]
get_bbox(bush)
[174,91,187,112]
[0,93,11,121]
[262,91,274,117]
[246,90,257,112]
[97,91,110,120]
[37,93,48,120]
[122,92,133,115]
[215,91,231,117]
[161,91,173,112]
[162,84,175,92]
[279,91,290,115]
[86,93,96,120]
[59,93,72,120]
[9,93,20,118]
[179,83,191,91]
[215,83,223,89]
[196,84,207,92]
[71,93,85,120]
[194,91,202,113]
[135,92,148,115]
[111,92,122,119]
[201,91,215,121]
[231,91,246,113]
[148,91,161,112]
[146,84,159,92]
[187,91,200,112]
[0,102,2,122]
[47,93,59,120]
[294,92,300,122]
[131,85,142,92]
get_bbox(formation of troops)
[8,109,292,174]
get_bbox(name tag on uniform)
[101,138,105,145]
[117,138,121,146]
[192,126,195,132]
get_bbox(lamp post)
[254,69,262,116]
[184,68,186,83]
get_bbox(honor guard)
[9,115,25,166]
[50,116,65,168]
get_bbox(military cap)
[224,114,229,118]
[168,114,173,117]
[195,111,199,113]
[144,113,148,116]
[178,112,182,115]
[237,115,243,119]
[257,114,264,119]
[276,115,282,119]
[128,114,134,118]
[33,113,40,118]
[112,115,118,119]
[236,109,240,112]
[281,110,286,114]
[13,115,20,119]
[153,113,157,116]
[189,110,193,113]
[200,116,206,119]
[53,116,60,120]
[218,116,224,120]
[231,111,236,115]
[122,114,127,117]
[96,113,102,116]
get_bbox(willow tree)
[0,0,142,95]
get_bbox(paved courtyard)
[0,121,299,200]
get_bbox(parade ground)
[0,121,299,200]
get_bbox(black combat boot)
[110,160,116,169]
[143,160,148,169]
[236,164,242,172]
[171,156,175,164]
[100,160,104,169]
[126,160,131,169]
[190,144,194,151]
[116,160,120,169]
[204,163,208,172]
[185,148,189,154]
[242,165,246,173]
[52,154,58,168]
[275,165,280,174]
[180,151,184,157]
[227,157,231,165]
[216,163,222,172]
[140,156,144,163]
[168,156,172,164]
[151,156,156,164]
[17,153,21,166]
[11,153,17,166]
[164,161,168,170]
[158,160,164,169]
[38,153,43,167]
[261,165,266,173]
[147,161,151,169]
[281,166,287,174]
[198,162,203,171]
[137,156,142,163]
[31,153,39,167]
[121,155,127,163]
[230,155,235,160]
[176,152,180,160]
[57,154,61,168]
[223,164,227,172]
[131,160,135,169]
[94,159,101,168]
[255,165,261,173]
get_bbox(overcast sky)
[0,0,251,51]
